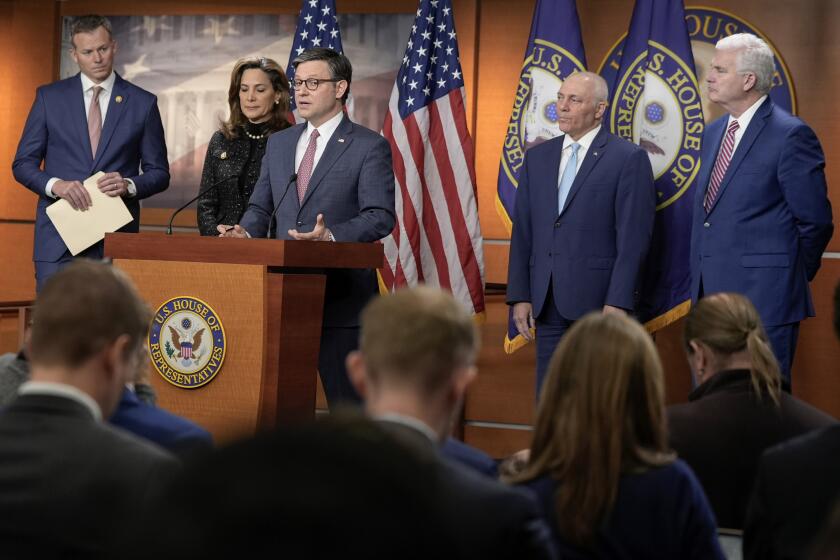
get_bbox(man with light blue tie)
[507,72,656,394]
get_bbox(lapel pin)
[220,152,228,160]
[115,95,123,104]
[338,138,345,143]
[593,151,598,157]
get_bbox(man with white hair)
[690,33,833,388]
[507,71,656,395]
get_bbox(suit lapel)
[92,74,128,170]
[560,126,609,215]
[69,75,94,165]
[300,116,353,209]
[283,124,306,206]
[541,137,563,217]
[707,98,772,215]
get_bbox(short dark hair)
[292,48,352,104]
[29,261,151,368]
[70,15,113,48]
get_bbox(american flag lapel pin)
[338,138,345,143]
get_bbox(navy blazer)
[12,73,170,263]
[507,127,656,319]
[110,388,213,459]
[521,460,724,560]
[240,115,395,327]
[690,99,833,326]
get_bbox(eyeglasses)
[292,78,342,91]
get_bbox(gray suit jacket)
[0,393,179,558]
[240,115,395,327]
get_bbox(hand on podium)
[217,224,248,238]
[289,213,333,242]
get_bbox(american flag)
[285,0,350,120]
[380,0,485,316]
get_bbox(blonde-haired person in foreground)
[509,312,724,559]
[668,293,835,531]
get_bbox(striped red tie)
[704,119,740,212]
[297,129,320,203]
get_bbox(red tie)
[297,129,320,203]
[88,86,103,158]
[704,120,740,212]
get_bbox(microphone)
[266,173,298,239]
[166,175,235,235]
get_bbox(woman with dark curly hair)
[197,57,291,236]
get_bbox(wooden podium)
[104,232,383,444]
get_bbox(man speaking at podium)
[221,48,395,407]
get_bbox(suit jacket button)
[703,222,710,228]
[296,221,303,227]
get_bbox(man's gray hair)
[716,33,775,94]
[574,71,610,104]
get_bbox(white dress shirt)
[558,124,601,187]
[46,71,137,198]
[727,94,768,154]
[18,380,103,421]
[294,110,345,173]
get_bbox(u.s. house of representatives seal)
[500,39,586,189]
[148,296,226,389]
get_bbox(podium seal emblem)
[148,296,226,389]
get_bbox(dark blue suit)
[240,115,395,404]
[507,127,655,390]
[12,72,170,290]
[690,99,833,381]
[110,388,213,459]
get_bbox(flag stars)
[423,86,431,96]
[309,0,317,6]
[330,28,338,38]
[304,14,313,24]
[426,71,433,80]
[422,30,431,40]
[446,46,454,55]
[430,55,437,64]
[442,62,449,72]
[431,0,439,6]
[317,21,327,31]
[296,46,304,55]
[321,5,330,15]
[417,46,427,57]
[403,55,409,65]
[409,79,419,90]
[312,37,322,46]
[437,22,446,33]
[443,7,451,16]
[413,62,423,73]
[300,30,309,40]
[437,78,447,89]
[448,31,456,40]
[452,69,462,80]
[405,97,415,107]
[434,39,442,49]
[426,14,434,23]
[407,39,414,49]
[411,24,417,34]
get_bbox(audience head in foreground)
[684,292,781,404]
[0,261,177,559]
[669,292,835,531]
[347,285,478,440]
[512,312,724,559]
[29,259,151,416]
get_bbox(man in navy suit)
[690,33,833,386]
[507,71,656,393]
[222,48,395,406]
[12,15,170,293]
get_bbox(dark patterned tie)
[297,129,320,203]
[88,86,103,158]
[704,120,740,212]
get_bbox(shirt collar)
[80,71,116,94]
[375,413,439,444]
[728,94,767,132]
[562,124,601,152]
[18,381,103,421]
[305,110,344,142]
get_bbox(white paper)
[45,171,134,256]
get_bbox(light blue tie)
[557,142,580,214]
